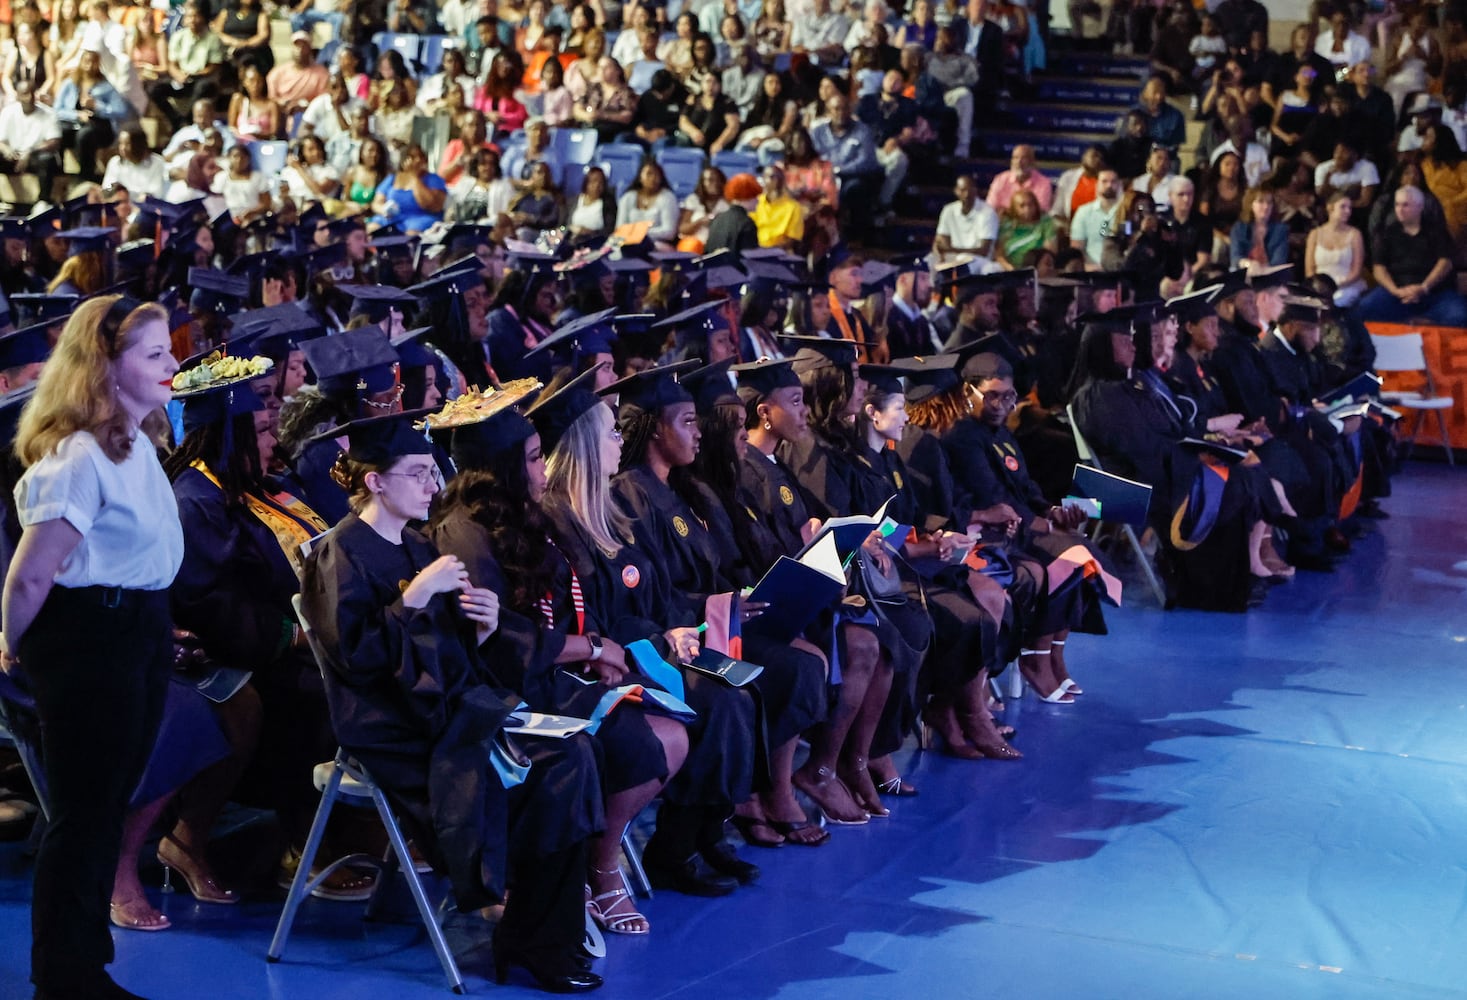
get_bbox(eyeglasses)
[980,390,1019,405]
[381,466,444,488]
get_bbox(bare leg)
[1019,639,1072,702]
[111,796,172,931]
[588,715,686,934]
[1048,629,1077,691]
[955,671,1021,759]
[1248,519,1273,577]
[793,624,874,824]
[838,651,895,812]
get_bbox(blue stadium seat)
[562,128,599,166]
[251,140,289,177]
[656,146,707,199]
[419,34,452,75]
[711,149,758,178]
[595,142,647,196]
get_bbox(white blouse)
[15,430,184,591]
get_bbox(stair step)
[1001,103,1122,134]
[975,130,1112,161]
[1033,77,1141,107]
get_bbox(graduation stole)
[190,461,329,578]
[827,291,871,361]
[537,539,586,636]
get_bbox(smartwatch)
[586,632,604,662]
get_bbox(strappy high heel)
[586,868,649,935]
[157,834,238,904]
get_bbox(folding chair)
[268,595,466,994]
[1066,404,1166,606]
[1370,332,1455,466]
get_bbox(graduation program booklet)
[503,712,593,739]
[1070,465,1153,528]
[685,649,764,687]
[796,498,895,560]
[1179,437,1250,462]
[1315,371,1382,406]
[745,532,848,643]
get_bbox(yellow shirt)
[753,193,804,247]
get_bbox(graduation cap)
[947,332,1024,379]
[370,233,420,260]
[598,358,701,415]
[1279,295,1327,324]
[210,210,238,243]
[179,379,266,438]
[1077,299,1164,331]
[902,354,963,404]
[10,293,80,324]
[938,265,1035,298]
[1247,263,1294,292]
[188,267,251,313]
[0,323,53,372]
[423,380,545,470]
[732,356,801,400]
[525,363,609,455]
[654,299,725,336]
[962,351,1014,383]
[860,354,959,397]
[606,255,656,278]
[56,226,113,254]
[648,250,698,272]
[318,216,366,241]
[680,357,739,413]
[300,327,401,396]
[816,242,861,280]
[524,307,619,361]
[781,334,862,374]
[1207,268,1251,301]
[0,217,32,240]
[229,303,326,357]
[389,326,439,370]
[116,239,156,273]
[744,256,802,287]
[293,240,350,279]
[338,283,420,323]
[1165,286,1218,323]
[690,249,749,292]
[312,408,438,465]
[431,223,496,253]
[858,260,900,298]
[226,250,273,284]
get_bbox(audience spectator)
[1117,75,1185,151]
[704,170,760,256]
[811,92,888,231]
[1305,191,1368,306]
[540,57,574,126]
[564,164,618,243]
[995,189,1058,270]
[371,143,449,233]
[1213,0,1268,51]
[1342,61,1396,168]
[3,21,57,105]
[752,164,805,250]
[101,122,166,200]
[1359,184,1467,326]
[1208,115,1270,187]
[782,125,840,216]
[1419,124,1467,248]
[281,133,341,205]
[439,110,498,187]
[1069,167,1123,269]
[855,69,918,207]
[341,135,391,215]
[1315,9,1371,70]
[736,70,799,162]
[214,0,273,77]
[1053,143,1106,224]
[1261,24,1332,110]
[229,63,281,141]
[326,104,373,173]
[632,70,684,151]
[896,0,940,50]
[723,43,765,118]
[370,50,419,111]
[679,73,742,154]
[574,56,635,143]
[1164,176,1212,271]
[952,0,1004,106]
[1107,110,1151,181]
[1268,64,1319,160]
[217,143,273,222]
[617,160,680,247]
[0,78,62,199]
[157,3,225,128]
[417,47,477,116]
[987,144,1053,214]
[1131,143,1179,204]
[301,72,361,144]
[753,0,792,62]
[507,160,564,239]
[791,0,850,67]
[677,166,731,252]
[1314,138,1379,214]
[1228,186,1290,269]
[934,174,999,267]
[290,0,347,44]
[448,146,513,222]
[55,42,132,184]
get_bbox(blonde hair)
[543,403,631,558]
[16,296,169,466]
[47,250,107,295]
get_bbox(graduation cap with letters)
[525,363,609,455]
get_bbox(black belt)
[59,584,148,609]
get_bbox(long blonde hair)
[47,250,107,295]
[16,296,169,466]
[543,403,631,558]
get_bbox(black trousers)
[60,118,116,184]
[0,150,61,204]
[22,586,171,994]
[147,78,221,128]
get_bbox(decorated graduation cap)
[1246,263,1294,292]
[178,378,267,437]
[339,283,419,324]
[0,322,54,371]
[300,327,400,397]
[188,267,251,313]
[860,354,959,397]
[422,379,543,470]
[524,306,619,362]
[732,356,801,401]
[598,358,701,415]
[314,407,438,465]
[1165,286,1219,323]
[781,334,863,374]
[680,357,739,413]
[525,363,609,455]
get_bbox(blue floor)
[3,464,1466,999]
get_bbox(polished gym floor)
[1,464,1464,1000]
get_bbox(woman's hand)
[586,637,628,685]
[664,627,701,663]
[934,531,960,561]
[862,532,893,574]
[739,600,769,623]
[459,585,500,641]
[1207,412,1244,433]
[0,634,17,674]
[402,555,471,609]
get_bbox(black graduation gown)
[612,465,826,751]
[289,438,351,526]
[170,469,336,816]
[885,302,938,359]
[429,510,669,794]
[542,502,757,810]
[1072,376,1257,611]
[1209,320,1286,428]
[943,418,1112,637]
[486,306,554,385]
[300,514,603,914]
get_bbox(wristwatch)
[586,632,604,662]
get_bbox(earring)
[763,420,772,430]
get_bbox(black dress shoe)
[700,842,760,884]
[1324,527,1351,552]
[642,850,738,896]
[1359,500,1390,519]
[1292,552,1337,573]
[493,942,603,993]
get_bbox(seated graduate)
[1068,304,1268,611]
[299,409,606,994]
[166,359,376,900]
[288,325,405,525]
[525,367,761,899]
[913,350,1120,702]
[771,341,939,810]
[426,383,690,938]
[731,355,892,825]
[851,357,1018,759]
[486,256,562,384]
[606,359,831,849]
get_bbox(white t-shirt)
[1314,157,1379,191]
[15,430,183,591]
[1069,197,1122,266]
[1314,29,1371,68]
[280,161,340,202]
[934,198,999,264]
[102,153,169,200]
[215,172,274,218]
[1209,138,1270,188]
[300,94,362,143]
[0,103,61,155]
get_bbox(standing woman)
[2,295,182,999]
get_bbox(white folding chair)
[1370,332,1455,466]
[1066,405,1167,607]
[268,595,466,994]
